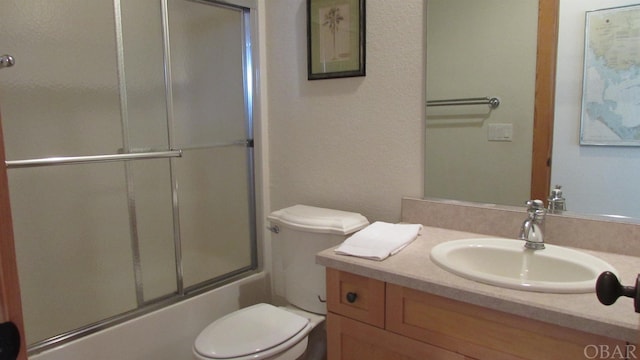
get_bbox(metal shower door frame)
[6,0,260,354]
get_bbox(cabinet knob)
[346,292,358,303]
[596,271,640,313]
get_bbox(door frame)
[530,0,559,203]
[0,107,27,359]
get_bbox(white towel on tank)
[334,221,422,261]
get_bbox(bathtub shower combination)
[0,0,258,354]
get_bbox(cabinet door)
[327,313,468,360]
[326,268,385,328]
[386,284,628,360]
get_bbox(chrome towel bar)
[427,96,500,109]
[6,150,182,169]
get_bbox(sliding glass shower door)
[0,0,256,351]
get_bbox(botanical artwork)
[319,5,351,64]
[307,0,365,79]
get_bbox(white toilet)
[193,205,369,360]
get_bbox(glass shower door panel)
[120,0,171,151]
[167,1,253,288]
[0,1,125,160]
[119,1,178,302]
[168,0,248,147]
[8,163,137,345]
[131,160,177,301]
[177,147,253,288]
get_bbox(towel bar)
[427,96,500,109]
[6,150,182,168]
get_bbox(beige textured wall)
[264,0,425,222]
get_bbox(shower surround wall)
[0,0,257,352]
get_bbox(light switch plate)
[487,123,513,141]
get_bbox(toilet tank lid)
[268,205,369,235]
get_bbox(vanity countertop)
[316,226,640,343]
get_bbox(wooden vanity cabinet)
[326,268,467,359]
[326,268,628,360]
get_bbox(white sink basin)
[430,238,617,293]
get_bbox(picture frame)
[307,0,366,80]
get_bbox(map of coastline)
[581,5,640,145]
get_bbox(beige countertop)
[316,226,640,343]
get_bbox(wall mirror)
[424,0,640,221]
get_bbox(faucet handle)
[525,200,545,222]
[526,199,545,211]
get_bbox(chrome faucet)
[519,200,545,250]
[547,185,566,214]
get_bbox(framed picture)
[579,4,640,146]
[307,0,365,80]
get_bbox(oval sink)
[430,238,617,293]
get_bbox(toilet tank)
[268,205,369,314]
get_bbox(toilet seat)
[193,303,311,360]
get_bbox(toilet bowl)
[192,205,368,360]
[193,304,316,360]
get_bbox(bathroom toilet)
[193,205,369,360]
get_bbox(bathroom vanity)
[317,222,639,359]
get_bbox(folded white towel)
[334,221,422,261]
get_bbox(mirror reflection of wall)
[552,0,640,219]
[424,0,539,206]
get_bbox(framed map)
[580,4,640,146]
